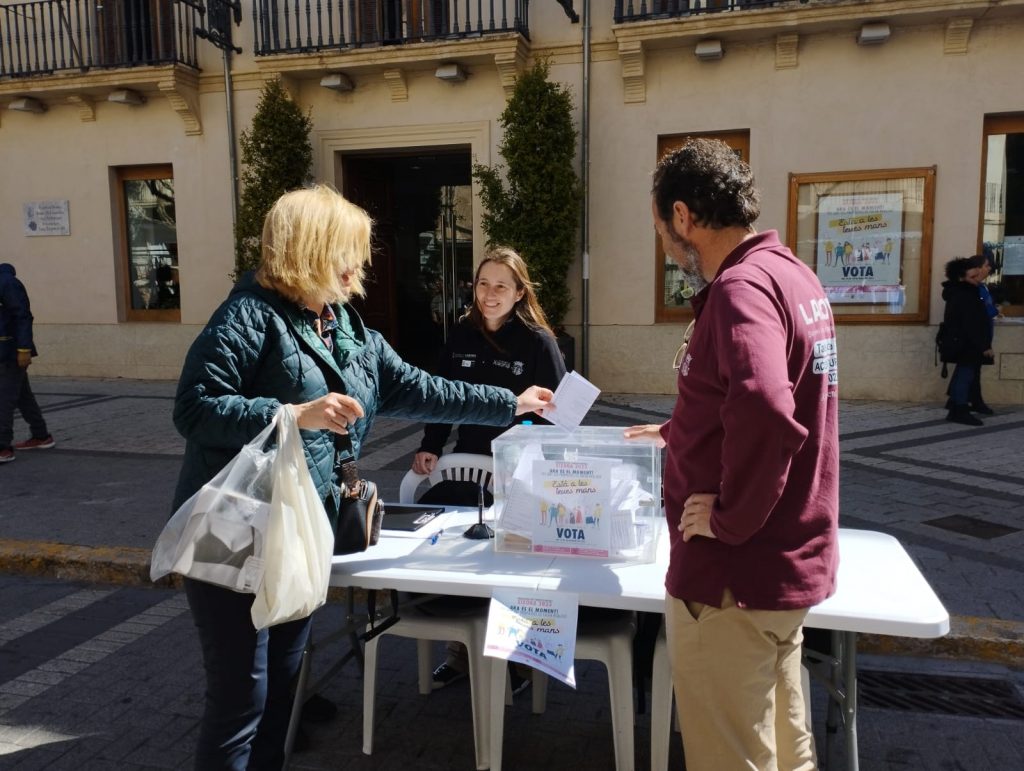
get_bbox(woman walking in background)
[940,257,992,426]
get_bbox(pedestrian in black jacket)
[940,257,992,426]
[0,263,55,463]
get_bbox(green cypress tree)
[473,60,582,329]
[234,79,313,277]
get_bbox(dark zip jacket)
[940,279,991,365]
[417,316,565,457]
[0,263,36,363]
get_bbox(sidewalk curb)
[0,539,356,603]
[859,615,1024,669]
[0,539,176,589]
[2,539,1022,668]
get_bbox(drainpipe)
[580,0,591,377]
[223,48,239,235]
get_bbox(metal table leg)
[283,588,401,769]
[840,631,859,771]
[803,629,858,771]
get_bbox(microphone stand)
[463,481,494,539]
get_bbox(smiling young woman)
[408,246,568,690]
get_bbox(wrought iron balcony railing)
[0,0,202,79]
[253,0,530,56]
[615,0,804,24]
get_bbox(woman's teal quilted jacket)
[171,274,517,528]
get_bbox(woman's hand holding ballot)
[515,386,555,417]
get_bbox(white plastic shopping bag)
[250,406,334,629]
[151,406,334,629]
[151,417,278,593]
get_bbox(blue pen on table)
[429,528,444,545]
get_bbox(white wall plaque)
[24,200,70,236]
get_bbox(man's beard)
[669,229,708,293]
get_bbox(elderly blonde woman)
[172,185,553,770]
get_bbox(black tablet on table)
[382,503,444,531]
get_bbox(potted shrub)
[234,78,313,277]
[473,60,583,368]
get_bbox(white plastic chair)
[649,624,814,771]
[398,452,495,504]
[489,609,638,771]
[363,453,497,770]
[650,627,678,771]
[363,610,492,769]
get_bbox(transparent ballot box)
[492,425,663,562]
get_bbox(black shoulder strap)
[334,432,361,493]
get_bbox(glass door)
[423,184,474,341]
[981,115,1024,314]
[342,150,472,369]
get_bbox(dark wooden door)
[342,155,399,346]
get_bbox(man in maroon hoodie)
[626,139,839,770]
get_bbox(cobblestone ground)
[0,378,1022,769]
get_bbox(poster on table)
[484,589,579,687]
[815,192,903,303]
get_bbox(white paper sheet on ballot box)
[484,589,579,687]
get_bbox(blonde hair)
[255,185,372,305]
[466,246,554,338]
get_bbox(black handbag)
[333,435,385,555]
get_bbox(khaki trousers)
[664,589,817,771]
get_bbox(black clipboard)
[382,503,444,531]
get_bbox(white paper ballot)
[548,371,601,431]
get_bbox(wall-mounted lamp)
[694,39,724,61]
[8,97,46,113]
[858,22,891,46]
[435,63,467,83]
[320,73,354,92]
[108,89,146,105]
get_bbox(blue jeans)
[948,364,975,407]
[0,362,49,450]
[184,579,313,771]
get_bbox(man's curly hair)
[651,138,761,229]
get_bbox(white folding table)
[329,512,949,771]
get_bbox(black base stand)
[463,522,494,539]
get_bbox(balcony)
[615,0,784,24]
[251,0,532,99]
[0,0,205,133]
[0,0,201,77]
[610,0,1023,104]
[253,0,530,54]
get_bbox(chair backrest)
[398,453,495,504]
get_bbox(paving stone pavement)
[0,377,1022,769]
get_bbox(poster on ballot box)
[529,459,614,557]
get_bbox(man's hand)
[16,350,31,369]
[294,393,365,434]
[412,451,438,475]
[516,386,554,417]
[623,424,667,448]
[679,493,718,542]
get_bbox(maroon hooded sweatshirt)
[659,231,839,611]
